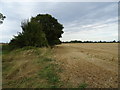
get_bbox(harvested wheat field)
[53,43,118,88]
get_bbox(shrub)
[9,14,64,49]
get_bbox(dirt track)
[53,43,118,88]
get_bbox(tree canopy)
[9,14,64,48]
[0,13,6,24]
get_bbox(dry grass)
[2,46,61,88]
[2,43,118,88]
[53,43,118,88]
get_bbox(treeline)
[62,40,120,43]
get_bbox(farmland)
[1,1,119,89]
[2,43,118,88]
[53,43,118,88]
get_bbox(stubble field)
[53,43,118,88]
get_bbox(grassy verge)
[2,45,61,88]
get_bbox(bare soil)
[53,43,118,88]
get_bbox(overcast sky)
[0,1,118,42]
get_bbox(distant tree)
[9,14,64,48]
[70,40,82,43]
[102,41,106,43]
[113,40,116,43]
[99,40,102,43]
[0,13,6,24]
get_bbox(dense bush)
[9,14,64,49]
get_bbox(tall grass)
[2,46,61,88]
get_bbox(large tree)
[9,14,64,48]
[31,14,64,46]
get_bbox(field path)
[53,43,118,88]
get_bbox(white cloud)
[0,17,22,42]
[61,21,118,41]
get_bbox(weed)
[38,63,60,88]
[36,56,53,65]
[2,44,11,54]
[21,46,37,50]
[43,58,53,62]
[78,83,88,88]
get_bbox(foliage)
[9,14,64,49]
[2,44,12,54]
[63,40,119,43]
[9,21,48,48]
[31,14,64,46]
[0,13,6,24]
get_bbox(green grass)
[36,54,61,88]
[38,63,59,87]
[78,83,88,88]
[2,44,11,54]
